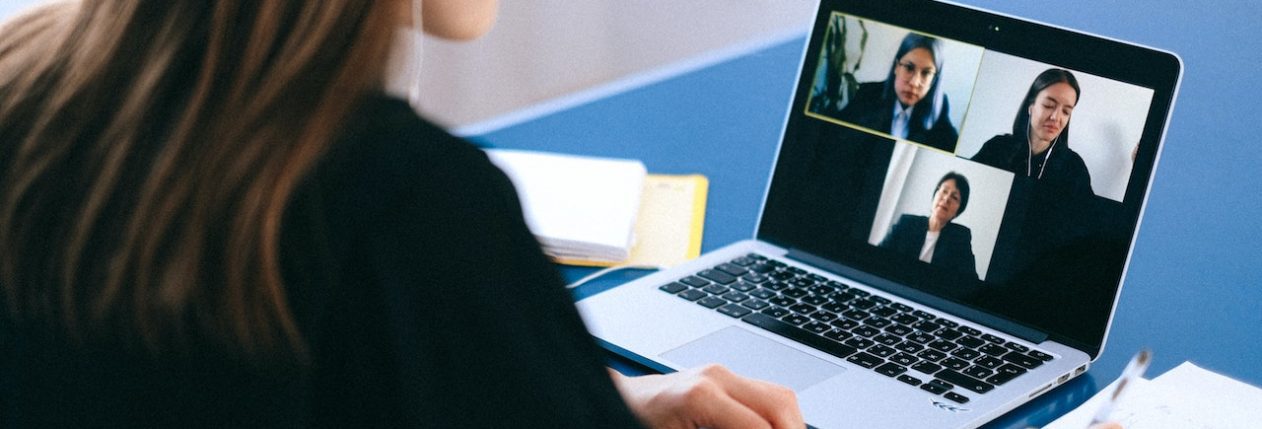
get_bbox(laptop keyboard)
[657,253,1056,405]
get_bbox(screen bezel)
[756,0,1182,357]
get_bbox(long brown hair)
[0,0,396,360]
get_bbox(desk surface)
[475,2,1262,427]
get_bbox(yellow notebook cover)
[556,174,708,268]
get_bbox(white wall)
[956,51,1155,202]
[1,1,817,128]
[869,144,1013,280]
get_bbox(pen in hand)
[1089,348,1152,427]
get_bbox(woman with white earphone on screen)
[970,68,1093,196]
[0,1,804,427]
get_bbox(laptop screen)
[758,0,1180,355]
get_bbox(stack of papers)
[486,149,647,264]
[1045,361,1262,428]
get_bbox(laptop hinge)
[785,248,1050,344]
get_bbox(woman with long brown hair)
[0,1,802,427]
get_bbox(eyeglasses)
[896,61,937,81]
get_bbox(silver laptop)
[576,0,1182,427]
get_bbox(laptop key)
[729,281,757,292]
[731,256,758,267]
[916,349,947,362]
[937,328,964,340]
[740,299,770,310]
[870,306,899,318]
[912,320,941,333]
[802,322,831,334]
[842,309,870,321]
[830,319,860,330]
[699,269,737,285]
[940,357,970,371]
[679,276,710,288]
[1005,342,1030,353]
[975,356,1004,369]
[717,304,752,318]
[897,374,922,387]
[889,303,913,312]
[875,362,907,377]
[762,306,791,318]
[891,313,919,325]
[912,361,943,375]
[769,296,796,307]
[981,333,1006,344]
[986,364,1027,385]
[1002,351,1044,369]
[741,273,769,284]
[979,343,1009,356]
[822,302,848,313]
[936,319,959,329]
[750,288,777,300]
[846,352,883,369]
[936,369,995,394]
[928,340,958,352]
[885,324,914,336]
[890,352,919,366]
[809,310,838,323]
[1029,350,1054,362]
[944,392,970,404]
[801,295,830,306]
[715,263,748,277]
[782,314,810,326]
[741,313,858,360]
[963,366,994,379]
[852,326,881,338]
[659,282,688,294]
[951,347,981,360]
[823,329,853,342]
[894,341,925,354]
[789,303,817,315]
[720,292,749,303]
[864,317,893,329]
[764,281,789,291]
[906,332,935,344]
[702,285,730,295]
[958,326,982,336]
[677,289,707,301]
[843,337,875,349]
[782,288,809,299]
[697,296,727,309]
[872,334,902,346]
[957,335,986,349]
[868,344,897,358]
[920,382,949,395]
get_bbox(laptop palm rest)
[660,326,845,391]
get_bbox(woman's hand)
[609,364,804,429]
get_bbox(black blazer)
[838,82,960,153]
[879,214,977,278]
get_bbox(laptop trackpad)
[660,326,844,391]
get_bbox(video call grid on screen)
[801,11,1156,281]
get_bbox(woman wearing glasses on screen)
[970,68,1093,198]
[0,1,802,427]
[838,33,960,153]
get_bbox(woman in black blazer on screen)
[839,33,960,152]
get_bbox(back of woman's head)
[0,0,397,361]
